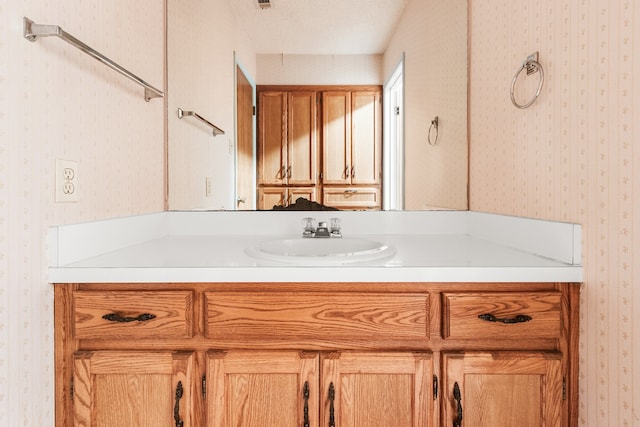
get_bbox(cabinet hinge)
[433,375,438,400]
[562,377,566,400]
[394,106,400,116]
[252,106,256,116]
[70,377,74,401]
[202,375,207,400]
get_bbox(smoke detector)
[257,0,271,9]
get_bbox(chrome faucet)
[302,217,342,238]
[315,221,331,238]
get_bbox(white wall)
[257,54,383,85]
[0,1,166,424]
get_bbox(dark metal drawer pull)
[478,313,532,324]
[328,382,335,427]
[174,381,184,427]
[102,313,156,323]
[453,382,463,427]
[303,381,310,427]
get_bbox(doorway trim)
[383,54,405,210]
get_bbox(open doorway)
[234,55,256,210]
[383,56,405,210]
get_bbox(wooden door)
[351,91,381,184]
[322,91,351,184]
[207,350,319,427]
[236,65,255,209]
[442,352,563,427]
[321,352,434,427]
[287,91,317,185]
[73,350,196,426]
[258,92,286,185]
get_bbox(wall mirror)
[167,0,468,211]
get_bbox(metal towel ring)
[510,56,544,109]
[428,116,439,145]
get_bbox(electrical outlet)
[205,177,212,197]
[55,159,79,203]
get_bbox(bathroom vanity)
[49,211,582,427]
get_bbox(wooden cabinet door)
[258,91,287,185]
[351,91,381,184]
[287,91,317,185]
[442,352,563,427]
[258,90,317,186]
[207,350,319,427]
[258,186,317,209]
[288,186,318,206]
[258,186,287,209]
[322,186,381,210]
[73,350,196,427]
[322,91,351,184]
[321,352,434,427]
[323,90,381,186]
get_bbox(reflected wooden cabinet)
[257,86,382,210]
[322,186,381,210]
[257,90,317,186]
[257,89,318,210]
[258,186,317,210]
[321,89,382,209]
[54,282,579,426]
[322,90,382,186]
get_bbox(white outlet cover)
[55,159,79,203]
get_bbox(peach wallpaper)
[167,0,256,210]
[469,0,639,425]
[0,0,165,424]
[383,0,468,210]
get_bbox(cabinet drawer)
[443,292,561,340]
[322,187,380,209]
[205,292,428,342]
[73,291,194,339]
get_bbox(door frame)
[383,54,405,210]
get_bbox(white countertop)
[48,211,583,283]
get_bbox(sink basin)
[246,237,396,265]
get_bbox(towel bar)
[23,17,164,102]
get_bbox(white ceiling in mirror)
[227,0,410,54]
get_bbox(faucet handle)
[302,217,316,237]
[330,218,342,237]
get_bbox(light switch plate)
[205,177,212,197]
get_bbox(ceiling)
[227,0,410,55]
